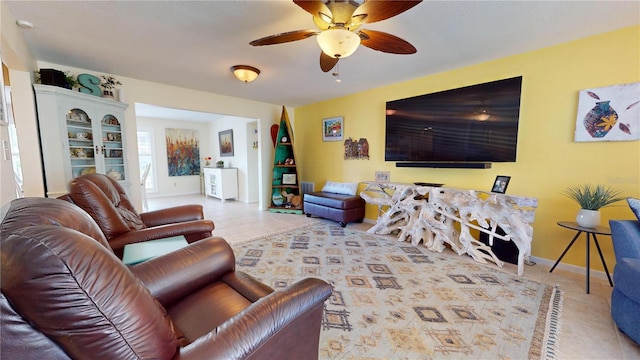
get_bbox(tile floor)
[148,194,640,359]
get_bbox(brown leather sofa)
[1,197,333,359]
[59,173,215,258]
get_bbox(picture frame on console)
[375,171,390,183]
[492,175,511,194]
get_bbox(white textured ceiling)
[5,1,640,108]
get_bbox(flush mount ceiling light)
[316,28,361,59]
[230,65,260,83]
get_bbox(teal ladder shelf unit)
[269,107,303,214]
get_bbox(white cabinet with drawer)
[203,167,238,202]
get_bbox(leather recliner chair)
[59,173,215,257]
[1,197,333,359]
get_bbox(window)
[137,128,157,192]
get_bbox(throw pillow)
[322,181,358,196]
[628,197,640,221]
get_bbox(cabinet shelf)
[67,120,91,125]
[67,125,92,130]
[269,205,302,210]
[272,185,299,189]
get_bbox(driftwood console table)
[360,182,538,275]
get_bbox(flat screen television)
[385,76,523,165]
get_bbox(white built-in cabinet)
[203,167,238,202]
[34,84,129,198]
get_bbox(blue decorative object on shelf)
[78,73,102,97]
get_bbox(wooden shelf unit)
[269,107,303,214]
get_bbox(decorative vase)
[102,90,114,99]
[272,192,284,206]
[583,101,618,138]
[117,89,126,103]
[576,209,601,228]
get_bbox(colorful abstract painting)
[166,128,200,176]
[575,82,639,142]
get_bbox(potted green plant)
[563,184,624,228]
[100,75,122,99]
[64,72,79,89]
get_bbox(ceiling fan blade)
[250,29,319,46]
[320,51,339,72]
[294,1,332,24]
[358,29,417,54]
[352,0,422,25]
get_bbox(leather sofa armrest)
[140,205,206,227]
[109,221,215,254]
[222,271,275,302]
[129,237,234,307]
[176,278,333,360]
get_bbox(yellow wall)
[294,26,640,269]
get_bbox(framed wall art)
[575,82,639,142]
[282,173,297,185]
[322,116,343,141]
[166,128,201,176]
[491,175,511,194]
[218,129,234,157]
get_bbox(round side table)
[549,221,613,294]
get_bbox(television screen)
[385,76,523,163]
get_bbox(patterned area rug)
[232,223,562,359]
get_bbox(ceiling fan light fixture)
[317,28,361,59]
[230,65,260,83]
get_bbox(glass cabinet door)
[66,108,96,178]
[102,114,125,181]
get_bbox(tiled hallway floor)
[148,195,640,359]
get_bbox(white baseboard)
[147,192,201,199]
[529,255,612,281]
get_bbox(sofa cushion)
[68,174,146,240]
[321,181,358,196]
[613,257,640,303]
[610,220,640,260]
[628,197,640,221]
[0,197,110,250]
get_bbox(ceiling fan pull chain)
[333,62,341,83]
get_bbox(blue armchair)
[610,219,640,345]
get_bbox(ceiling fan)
[250,0,422,72]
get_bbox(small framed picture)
[491,175,511,194]
[282,173,297,185]
[322,116,344,141]
[375,171,390,183]
[219,129,234,157]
